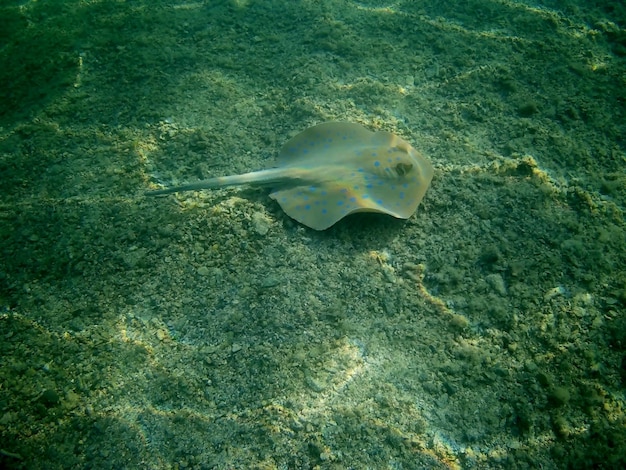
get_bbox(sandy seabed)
[1,1,625,468]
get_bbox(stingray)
[147,122,433,230]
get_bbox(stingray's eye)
[392,144,409,155]
[395,162,413,176]
[397,142,412,153]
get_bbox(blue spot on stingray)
[366,184,373,189]
[322,208,328,214]
[349,197,356,203]
[337,201,344,206]
[309,186,317,191]
[402,183,409,188]
[362,194,370,199]
[305,204,311,210]
[399,192,405,199]
[374,161,380,167]
[321,190,327,196]
[340,188,348,194]
[376,199,383,204]
[372,152,378,157]
[353,185,359,190]
[357,168,364,172]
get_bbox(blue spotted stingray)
[148,122,433,230]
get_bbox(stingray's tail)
[145,177,231,196]
[146,168,290,196]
